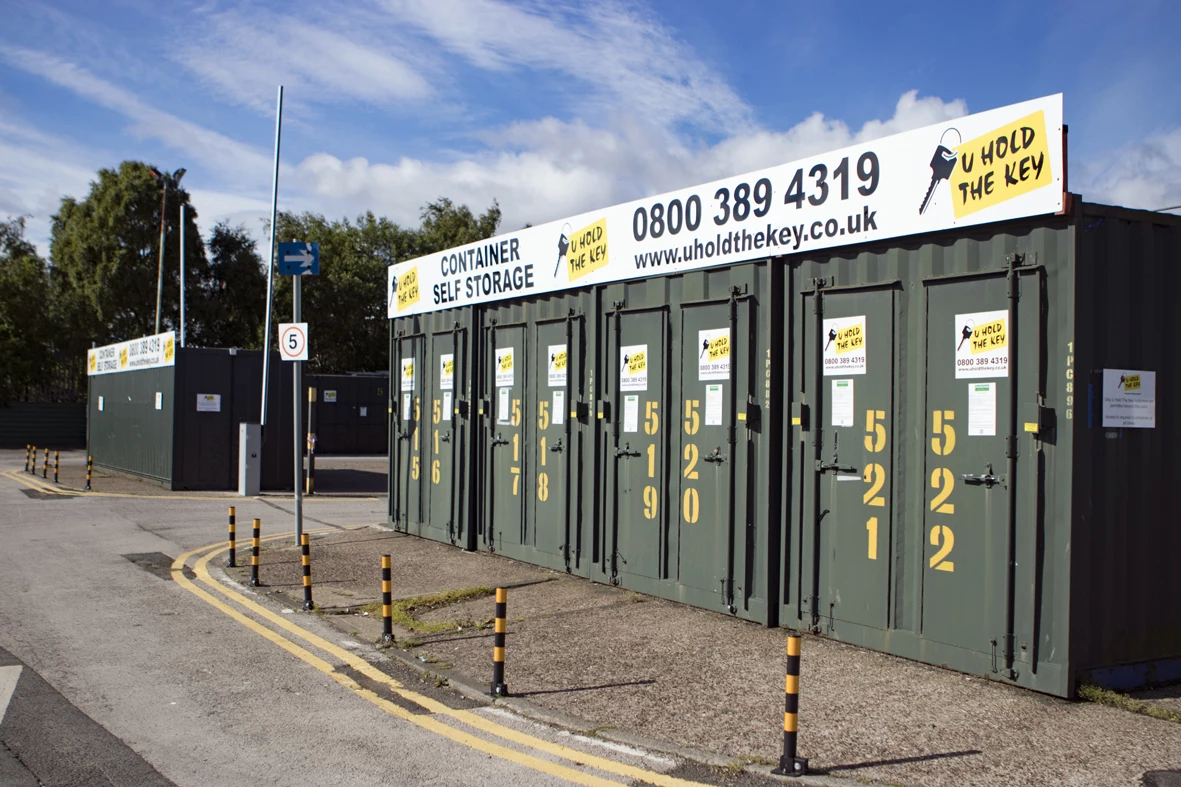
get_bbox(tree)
[267,199,501,374]
[48,161,209,357]
[0,218,51,404]
[195,222,267,349]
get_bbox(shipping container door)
[607,308,668,583]
[676,300,752,608]
[425,331,459,544]
[530,319,577,565]
[803,288,895,632]
[394,336,425,534]
[486,326,527,552]
[921,274,1036,658]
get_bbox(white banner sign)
[389,95,1064,319]
[1102,369,1156,428]
[87,331,176,376]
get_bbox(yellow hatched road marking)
[180,536,707,787]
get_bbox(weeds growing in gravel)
[1077,684,1181,723]
[360,586,494,634]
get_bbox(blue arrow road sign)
[278,242,320,275]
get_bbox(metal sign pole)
[293,272,303,545]
[179,203,186,347]
[260,85,284,427]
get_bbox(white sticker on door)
[968,382,997,436]
[402,393,411,421]
[831,379,854,427]
[443,391,452,422]
[954,310,1008,379]
[623,395,640,433]
[496,348,515,388]
[498,387,510,422]
[620,345,647,392]
[698,328,730,381]
[440,354,454,391]
[401,357,415,391]
[705,384,724,426]
[553,390,565,425]
[823,316,866,376]
[548,345,568,387]
[1102,369,1156,428]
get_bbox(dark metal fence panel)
[88,365,176,483]
[0,403,87,448]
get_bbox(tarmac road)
[0,451,746,787]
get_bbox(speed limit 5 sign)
[279,323,309,361]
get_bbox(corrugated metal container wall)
[593,263,780,623]
[782,212,1076,696]
[389,309,477,548]
[306,374,389,455]
[89,365,176,482]
[1070,204,1181,688]
[475,288,596,576]
[171,348,294,491]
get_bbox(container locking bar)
[962,463,1003,488]
[614,442,640,458]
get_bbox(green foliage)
[271,198,500,374]
[196,222,267,349]
[48,161,209,357]
[0,218,51,403]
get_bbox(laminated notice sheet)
[498,387,510,422]
[968,382,996,436]
[443,391,452,421]
[705,384,724,426]
[624,395,639,433]
[553,390,565,425]
[831,379,854,427]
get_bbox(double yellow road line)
[172,533,704,787]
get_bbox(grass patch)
[1077,684,1181,723]
[360,586,494,634]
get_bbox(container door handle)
[703,447,727,464]
[962,462,1003,488]
[440,432,451,443]
[614,442,640,459]
[491,433,509,448]
[549,438,564,453]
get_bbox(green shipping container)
[391,200,1181,697]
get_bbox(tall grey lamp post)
[149,167,186,334]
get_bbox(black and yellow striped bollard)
[42,447,49,479]
[300,534,313,611]
[85,455,93,491]
[381,554,394,644]
[250,518,261,587]
[491,587,509,697]
[29,446,35,474]
[53,451,59,484]
[772,632,808,777]
[227,507,237,567]
[24,445,31,473]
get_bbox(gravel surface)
[252,529,1181,786]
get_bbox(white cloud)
[0,45,271,184]
[381,0,754,135]
[283,90,970,234]
[1073,127,1181,211]
[173,9,433,116]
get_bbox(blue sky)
[1,0,1179,256]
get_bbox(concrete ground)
[249,528,1181,787]
[13,448,387,496]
